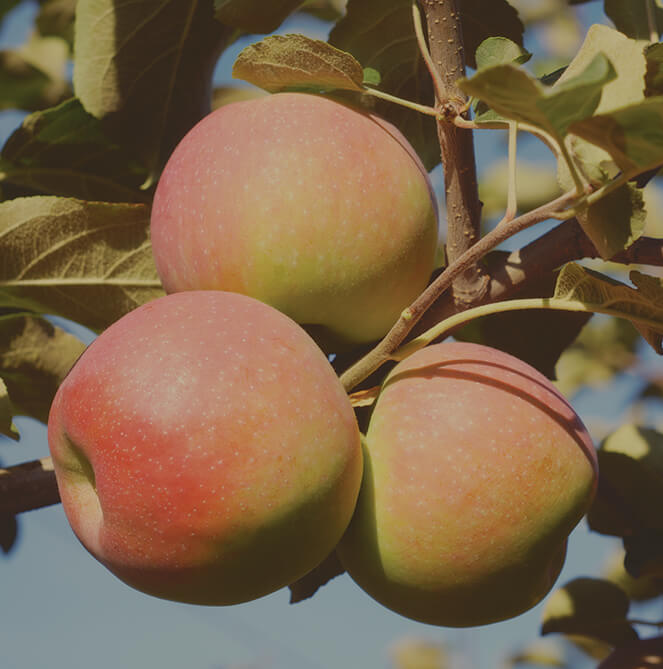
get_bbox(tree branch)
[0,457,59,515]
[420,0,488,307]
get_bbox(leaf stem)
[339,190,578,391]
[361,86,440,117]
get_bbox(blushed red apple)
[150,92,439,347]
[337,342,598,627]
[47,290,362,605]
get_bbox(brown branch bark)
[420,0,488,307]
[0,457,59,515]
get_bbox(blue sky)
[1,3,657,668]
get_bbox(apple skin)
[47,290,362,605]
[150,92,438,347]
[337,342,598,627]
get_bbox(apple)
[150,92,439,347]
[337,342,598,627]
[47,290,362,605]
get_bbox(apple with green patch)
[48,290,363,605]
[150,92,439,347]
[338,342,598,626]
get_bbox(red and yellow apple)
[337,342,598,627]
[150,92,439,347]
[47,290,362,605]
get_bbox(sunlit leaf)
[74,0,232,178]
[0,313,85,424]
[232,34,365,93]
[1,98,148,202]
[460,52,615,138]
[553,263,663,353]
[0,196,164,332]
[541,577,637,646]
[555,24,647,115]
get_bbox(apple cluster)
[47,93,597,626]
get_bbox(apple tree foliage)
[3,0,663,665]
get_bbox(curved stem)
[394,296,663,361]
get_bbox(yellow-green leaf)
[553,263,663,353]
[232,34,366,93]
[0,313,85,424]
[0,197,164,332]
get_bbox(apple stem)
[339,189,579,392]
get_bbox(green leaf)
[0,377,19,441]
[232,34,366,93]
[553,263,663,353]
[587,424,663,538]
[459,52,616,138]
[0,313,85,424]
[0,196,164,332]
[214,0,302,33]
[1,98,148,202]
[605,0,663,42]
[73,0,233,179]
[569,97,663,179]
[475,36,531,70]
[541,578,637,646]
